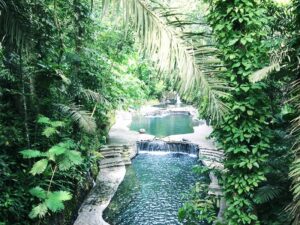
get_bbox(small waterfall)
[137,140,199,155]
[176,94,182,106]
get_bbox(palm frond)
[254,185,283,204]
[288,78,300,225]
[0,0,29,47]
[56,103,96,134]
[80,88,104,103]
[103,0,229,120]
[249,63,280,83]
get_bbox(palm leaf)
[254,185,283,204]
[56,103,96,134]
[0,0,29,47]
[249,63,280,83]
[80,88,104,103]
[103,0,229,120]
[288,79,300,225]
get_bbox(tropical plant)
[206,0,277,224]
[20,118,83,219]
[103,0,229,120]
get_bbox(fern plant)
[20,117,83,219]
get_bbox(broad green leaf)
[37,116,51,125]
[247,110,254,116]
[29,187,47,199]
[30,159,48,175]
[58,158,72,171]
[67,150,83,165]
[45,191,72,212]
[29,203,48,219]
[20,149,42,158]
[42,127,57,137]
[48,145,66,156]
[51,121,65,128]
[45,197,64,212]
[51,191,72,201]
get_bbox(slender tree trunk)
[19,51,31,148]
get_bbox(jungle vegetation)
[0,0,300,225]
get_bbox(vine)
[207,1,273,224]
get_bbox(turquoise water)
[103,153,205,225]
[129,114,194,137]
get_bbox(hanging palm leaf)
[288,78,300,225]
[249,63,281,83]
[0,0,29,47]
[103,0,229,120]
[56,103,97,134]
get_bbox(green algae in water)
[129,114,194,137]
[103,153,207,225]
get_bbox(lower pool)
[103,152,206,225]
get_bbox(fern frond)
[51,191,72,201]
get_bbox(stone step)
[200,150,224,155]
[100,147,123,152]
[98,145,133,169]
[100,161,125,169]
[101,149,122,154]
[100,157,124,165]
[101,152,122,158]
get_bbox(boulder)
[139,128,146,134]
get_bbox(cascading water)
[137,140,199,156]
[176,93,182,106]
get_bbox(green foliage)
[254,185,283,204]
[0,0,162,223]
[28,189,72,218]
[0,0,298,224]
[205,0,284,224]
[178,182,218,224]
[20,118,83,219]
[30,159,49,175]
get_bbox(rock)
[139,128,146,134]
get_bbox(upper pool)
[129,113,194,137]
